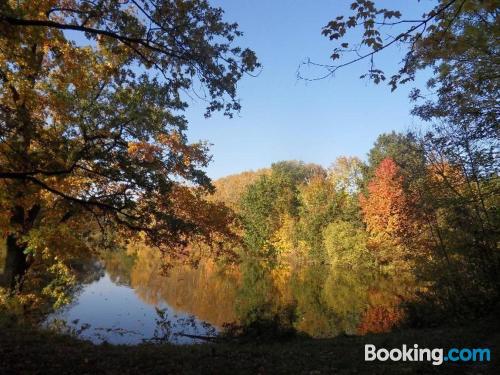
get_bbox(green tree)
[365,132,426,191]
[239,161,321,256]
[322,220,372,268]
[296,172,338,258]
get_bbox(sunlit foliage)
[0,0,258,308]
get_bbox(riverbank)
[0,313,498,375]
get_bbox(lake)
[45,272,217,344]
[43,247,411,344]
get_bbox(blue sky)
[184,0,432,179]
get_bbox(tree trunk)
[0,234,28,290]
[0,203,39,290]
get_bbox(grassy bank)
[0,314,498,375]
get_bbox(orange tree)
[359,157,424,270]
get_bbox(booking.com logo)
[365,344,491,366]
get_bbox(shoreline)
[1,312,498,374]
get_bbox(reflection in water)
[105,245,240,327]
[46,246,413,344]
[234,259,411,338]
[132,260,239,327]
[46,273,217,345]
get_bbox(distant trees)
[239,161,322,257]
[297,0,499,320]
[231,124,497,327]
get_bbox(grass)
[0,311,498,375]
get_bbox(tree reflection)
[114,245,240,328]
[102,244,415,338]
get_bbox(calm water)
[43,248,410,344]
[45,272,217,345]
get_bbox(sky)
[183,0,432,179]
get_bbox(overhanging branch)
[0,14,187,62]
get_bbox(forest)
[0,0,498,374]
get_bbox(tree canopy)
[0,0,259,256]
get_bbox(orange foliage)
[210,169,270,212]
[359,158,421,267]
[357,305,405,335]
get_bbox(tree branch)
[0,171,139,219]
[0,14,186,61]
[299,0,462,82]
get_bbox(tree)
[239,161,321,256]
[328,156,364,194]
[211,169,269,213]
[296,172,338,258]
[327,156,365,223]
[365,132,427,191]
[308,0,499,316]
[0,0,258,290]
[322,220,372,268]
[359,158,422,269]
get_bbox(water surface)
[46,272,217,345]
[45,248,410,344]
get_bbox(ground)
[0,314,498,374]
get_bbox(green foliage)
[297,173,339,257]
[239,175,283,255]
[322,220,373,268]
[365,132,426,192]
[239,161,322,256]
[239,160,365,261]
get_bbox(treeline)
[212,130,499,326]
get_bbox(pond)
[45,272,217,345]
[41,247,240,345]
[41,246,412,345]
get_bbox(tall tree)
[0,0,258,288]
[365,132,427,192]
[297,170,341,258]
[360,158,422,269]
